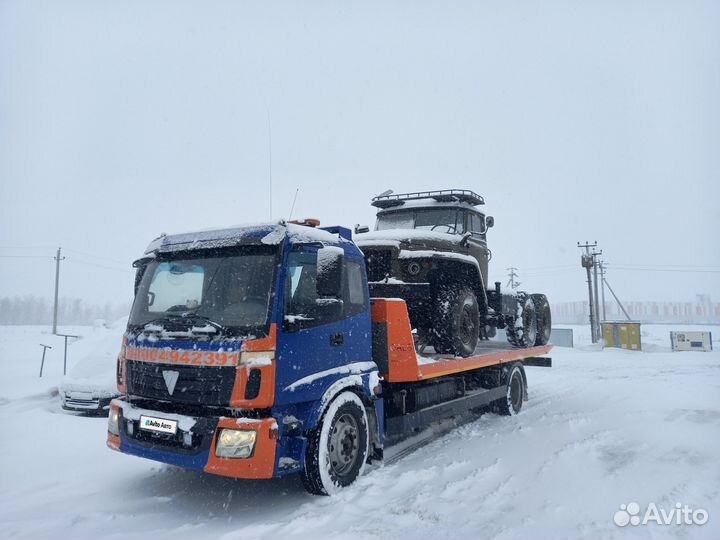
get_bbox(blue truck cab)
[108,221,383,494]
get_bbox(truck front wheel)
[432,286,480,357]
[302,391,369,495]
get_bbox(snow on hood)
[355,228,461,246]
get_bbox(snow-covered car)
[58,319,126,415]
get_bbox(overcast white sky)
[1,0,719,307]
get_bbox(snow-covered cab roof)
[143,222,353,256]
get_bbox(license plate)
[139,415,178,435]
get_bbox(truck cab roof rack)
[371,189,485,209]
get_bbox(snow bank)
[0,324,718,540]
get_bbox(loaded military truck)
[107,220,552,495]
[355,189,551,357]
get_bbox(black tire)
[494,364,525,416]
[531,293,551,346]
[301,392,369,495]
[432,286,480,357]
[506,293,537,348]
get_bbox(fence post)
[55,334,80,376]
[39,344,53,378]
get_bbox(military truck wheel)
[301,392,369,495]
[531,293,551,346]
[432,286,479,357]
[506,293,538,348]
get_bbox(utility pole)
[599,261,607,321]
[506,267,520,290]
[52,247,64,335]
[590,246,603,338]
[578,241,598,343]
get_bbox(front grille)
[121,413,218,455]
[126,360,236,406]
[64,397,100,409]
[365,249,392,281]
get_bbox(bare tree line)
[0,295,131,326]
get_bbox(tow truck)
[107,220,552,495]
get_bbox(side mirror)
[316,247,344,298]
[354,224,370,234]
[485,216,494,229]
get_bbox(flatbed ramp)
[371,298,552,383]
[370,298,553,450]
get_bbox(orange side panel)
[204,417,277,479]
[229,363,276,408]
[371,299,421,382]
[230,323,277,408]
[372,298,553,383]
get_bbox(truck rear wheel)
[506,293,537,348]
[432,286,479,357]
[494,364,525,415]
[302,391,369,495]
[531,293,551,346]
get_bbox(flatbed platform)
[371,298,553,383]
[416,343,553,380]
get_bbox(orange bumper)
[204,417,278,479]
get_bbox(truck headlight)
[216,429,257,458]
[108,407,120,436]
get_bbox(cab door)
[275,247,371,406]
[466,212,490,288]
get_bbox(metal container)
[602,321,642,351]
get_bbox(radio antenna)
[267,109,273,220]
[288,187,300,220]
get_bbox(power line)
[609,267,720,274]
[522,264,576,271]
[65,258,133,274]
[63,248,128,266]
[611,263,720,269]
[0,255,53,259]
[0,246,56,250]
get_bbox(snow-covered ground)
[0,324,718,540]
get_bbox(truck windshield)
[376,208,463,234]
[129,249,277,337]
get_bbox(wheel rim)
[510,373,522,411]
[328,413,360,477]
[459,304,476,347]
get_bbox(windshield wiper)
[185,314,226,333]
[137,314,226,335]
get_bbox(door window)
[470,213,486,236]
[285,250,343,328]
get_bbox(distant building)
[553,295,720,324]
